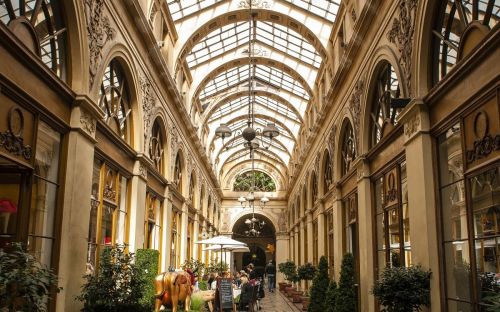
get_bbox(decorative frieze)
[138,162,147,180]
[85,0,116,88]
[387,0,417,96]
[403,113,420,139]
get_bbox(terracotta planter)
[301,296,310,311]
[285,286,295,297]
[278,282,288,292]
[292,290,303,303]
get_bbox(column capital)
[397,98,430,144]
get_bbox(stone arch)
[229,211,278,235]
[64,0,89,91]
[95,49,141,150]
[308,170,318,209]
[319,148,332,196]
[223,161,285,192]
[149,115,168,175]
[173,148,186,195]
[359,45,403,154]
[337,117,356,180]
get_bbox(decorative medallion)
[238,0,271,9]
[0,107,32,160]
[465,110,500,164]
[85,0,116,88]
[387,0,417,96]
[242,45,268,57]
[384,170,399,206]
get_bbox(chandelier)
[214,2,280,152]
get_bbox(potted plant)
[334,253,357,312]
[278,260,297,291]
[0,243,61,311]
[77,245,147,311]
[294,263,316,303]
[372,265,431,312]
[307,256,329,312]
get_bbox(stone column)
[193,214,200,260]
[305,212,313,289]
[56,106,96,312]
[294,226,299,265]
[317,207,326,259]
[164,188,174,269]
[128,161,147,253]
[332,195,343,279]
[356,162,375,312]
[399,100,442,311]
[179,203,188,265]
[276,233,289,283]
[299,220,306,266]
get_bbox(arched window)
[99,60,132,142]
[370,62,401,147]
[145,191,162,251]
[149,120,164,173]
[323,151,333,190]
[174,153,182,193]
[433,0,499,83]
[233,170,276,192]
[341,122,356,176]
[0,0,66,78]
[311,172,318,204]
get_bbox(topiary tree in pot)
[372,265,431,312]
[0,243,61,312]
[325,280,337,312]
[136,249,159,310]
[334,253,357,312]
[278,260,297,291]
[307,256,329,312]
[298,262,317,291]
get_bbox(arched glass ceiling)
[166,0,223,22]
[200,65,310,101]
[187,21,322,68]
[207,95,301,125]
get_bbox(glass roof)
[282,0,341,21]
[186,21,321,68]
[200,65,310,101]
[163,0,341,181]
[207,95,301,123]
[166,0,223,22]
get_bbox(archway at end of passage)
[231,213,276,277]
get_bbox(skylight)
[282,0,341,21]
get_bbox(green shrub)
[298,262,317,282]
[334,253,357,312]
[198,280,208,291]
[136,249,159,309]
[372,265,431,312]
[308,256,330,312]
[278,260,297,283]
[181,258,206,277]
[77,245,146,312]
[325,280,338,312]
[205,261,228,274]
[0,243,61,312]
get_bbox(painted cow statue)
[154,271,192,312]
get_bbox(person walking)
[265,260,276,292]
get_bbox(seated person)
[238,276,254,309]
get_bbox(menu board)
[217,278,233,311]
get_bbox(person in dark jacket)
[265,260,276,292]
[247,263,258,280]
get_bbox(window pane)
[444,241,472,303]
[438,124,463,187]
[446,299,472,312]
[101,204,114,246]
[27,236,53,267]
[29,177,57,239]
[116,176,127,245]
[0,173,21,241]
[441,182,468,241]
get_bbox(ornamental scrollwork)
[349,79,364,150]
[238,0,271,9]
[0,107,32,160]
[80,110,96,136]
[387,0,417,96]
[138,162,147,180]
[85,0,116,88]
[140,74,156,152]
[466,111,500,164]
[403,114,420,138]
